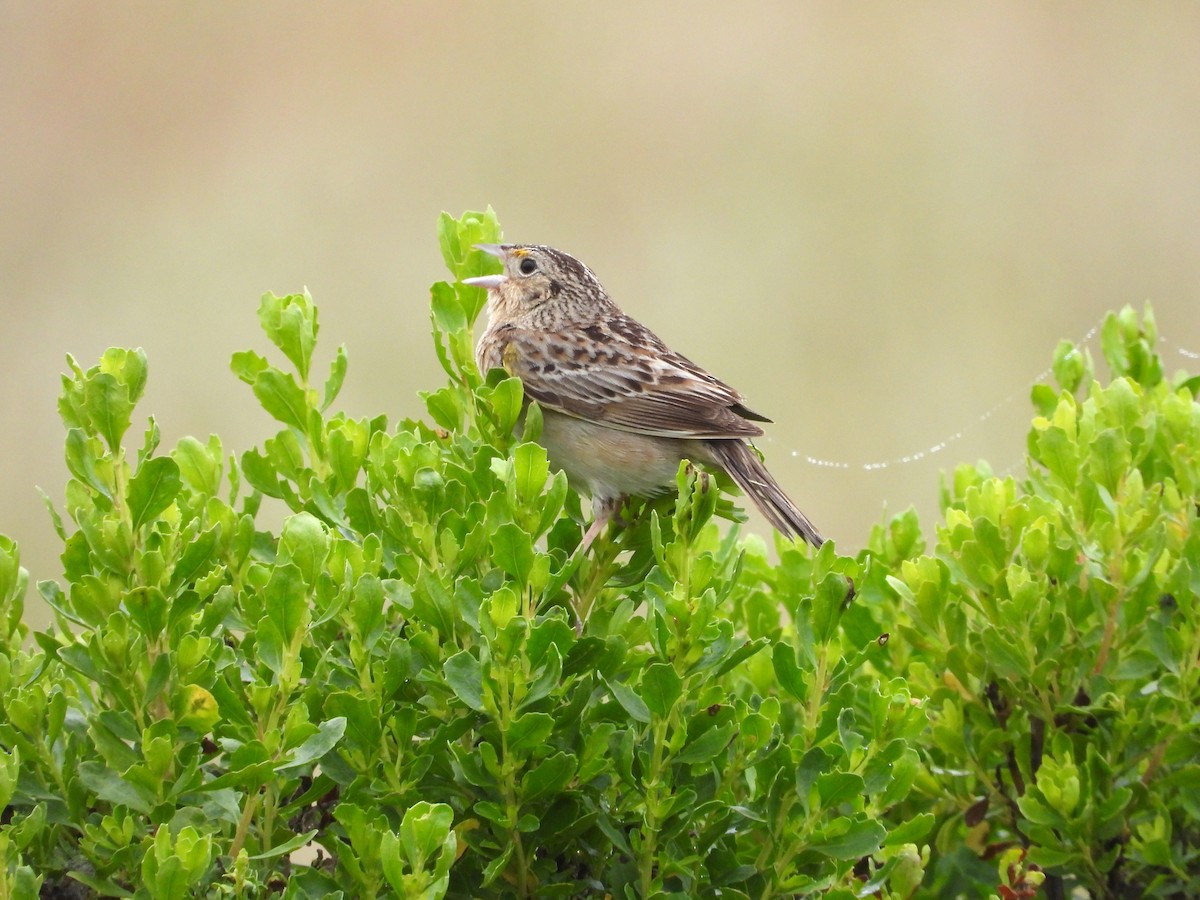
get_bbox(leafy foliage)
[877,305,1200,898]
[0,211,1195,899]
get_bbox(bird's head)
[462,244,610,322]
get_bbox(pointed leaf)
[810,817,887,860]
[491,523,534,583]
[277,718,347,772]
[173,435,221,496]
[640,663,682,718]
[444,651,486,712]
[253,369,310,432]
[603,676,651,724]
[322,345,348,411]
[127,457,181,530]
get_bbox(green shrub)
[878,307,1200,898]
[0,210,1195,899]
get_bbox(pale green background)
[4,4,1199,624]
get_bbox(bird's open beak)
[461,273,507,289]
[461,244,508,289]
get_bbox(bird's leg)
[578,494,623,555]
[577,518,606,557]
[570,495,627,635]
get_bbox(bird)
[462,243,823,552]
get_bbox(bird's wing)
[485,318,768,440]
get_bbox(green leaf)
[127,457,181,530]
[173,435,221,496]
[258,290,318,381]
[278,512,329,587]
[265,562,309,646]
[603,676,651,724]
[444,651,486,712]
[422,386,464,432]
[230,349,269,385]
[0,749,17,812]
[248,829,320,861]
[884,813,935,846]
[1028,844,1084,870]
[0,537,24,613]
[506,712,555,754]
[980,624,1031,679]
[322,344,348,411]
[439,207,502,287]
[1087,427,1131,494]
[349,573,385,650]
[437,211,464,276]
[99,346,148,403]
[84,372,134,454]
[126,587,168,640]
[816,772,864,808]
[175,684,219,731]
[253,369,310,432]
[38,486,68,541]
[491,523,534,583]
[255,618,286,676]
[1052,340,1087,393]
[520,751,577,802]
[325,691,383,751]
[1033,423,1078,485]
[413,568,457,638]
[194,748,276,793]
[430,281,467,334]
[640,663,682,718]
[399,801,455,871]
[379,830,407,895]
[328,421,367,492]
[676,721,735,765]
[772,642,807,702]
[511,442,550,505]
[480,840,515,888]
[240,447,282,498]
[77,761,154,814]
[1016,793,1064,827]
[522,400,544,444]
[520,643,564,710]
[810,817,887,860]
[143,824,213,897]
[167,525,219,596]
[488,377,524,434]
[277,717,347,772]
[64,428,113,499]
[1100,309,1129,376]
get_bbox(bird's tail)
[705,440,824,547]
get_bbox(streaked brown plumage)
[463,243,823,550]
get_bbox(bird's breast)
[538,410,691,501]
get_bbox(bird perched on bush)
[464,243,823,551]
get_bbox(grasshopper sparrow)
[463,243,823,551]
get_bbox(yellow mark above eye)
[510,248,529,258]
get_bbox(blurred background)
[4,3,1199,622]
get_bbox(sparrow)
[462,243,823,552]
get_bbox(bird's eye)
[518,257,538,275]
